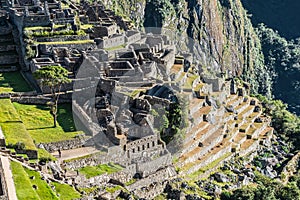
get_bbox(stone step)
[235,100,250,114]
[0,64,18,72]
[238,105,255,119]
[179,127,224,167]
[0,35,14,43]
[246,122,267,139]
[230,130,247,152]
[189,98,205,116]
[184,121,210,144]
[181,123,220,156]
[181,124,211,155]
[181,140,232,175]
[192,106,211,124]
[226,94,238,104]
[239,126,273,156]
[0,44,16,52]
[0,53,19,65]
[226,95,243,108]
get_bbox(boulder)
[214,173,229,183]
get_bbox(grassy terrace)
[194,83,205,91]
[184,74,198,89]
[0,99,36,150]
[13,103,82,144]
[24,26,51,31]
[104,44,126,51]
[52,182,81,200]
[24,168,58,199]
[11,161,40,200]
[79,163,123,178]
[11,161,81,200]
[80,24,94,30]
[35,40,94,45]
[0,72,32,93]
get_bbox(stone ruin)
[0,0,276,199]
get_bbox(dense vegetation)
[255,95,300,151]
[242,0,300,39]
[255,24,300,115]
[221,173,300,200]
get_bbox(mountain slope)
[102,0,272,96]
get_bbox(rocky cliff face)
[102,0,272,96]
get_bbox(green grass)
[24,26,51,31]
[187,152,232,180]
[13,103,82,143]
[80,24,94,29]
[0,72,33,93]
[38,148,57,161]
[52,182,81,200]
[78,186,99,195]
[125,179,137,186]
[35,40,94,45]
[0,99,36,150]
[78,163,123,178]
[184,74,198,89]
[24,168,58,200]
[1,123,36,150]
[0,98,21,122]
[194,83,205,91]
[104,44,126,51]
[105,185,122,193]
[11,161,40,200]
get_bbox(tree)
[34,65,71,127]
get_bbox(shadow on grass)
[0,72,33,92]
[57,104,77,132]
[33,103,77,132]
[27,126,55,130]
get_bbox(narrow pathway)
[51,146,100,162]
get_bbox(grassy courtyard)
[0,72,32,93]
[78,163,123,178]
[13,103,82,144]
[0,98,82,151]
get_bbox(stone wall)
[0,55,18,65]
[186,145,232,175]
[74,169,131,189]
[0,45,15,52]
[38,42,96,53]
[203,77,224,92]
[125,30,141,44]
[96,34,125,49]
[23,15,51,27]
[38,137,85,153]
[36,35,90,43]
[127,166,176,192]
[10,95,71,105]
[136,153,172,177]
[63,146,128,170]
[126,135,158,155]
[143,95,171,108]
